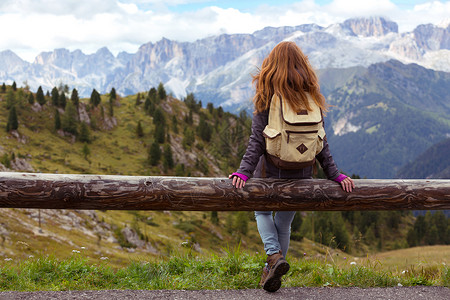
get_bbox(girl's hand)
[229,174,246,189]
[340,177,355,193]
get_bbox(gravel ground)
[0,287,449,300]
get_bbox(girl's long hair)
[252,41,328,114]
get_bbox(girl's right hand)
[229,174,246,189]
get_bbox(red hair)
[252,41,328,114]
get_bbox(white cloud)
[0,0,449,62]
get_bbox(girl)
[230,41,354,293]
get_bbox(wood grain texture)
[0,172,449,211]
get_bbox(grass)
[0,248,448,291]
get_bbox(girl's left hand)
[340,177,355,193]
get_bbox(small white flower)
[181,241,189,246]
[72,250,80,253]
[350,262,356,265]
[81,247,86,250]
[100,257,108,260]
[398,283,403,287]
[4,258,12,261]
[28,255,34,258]
[402,270,406,274]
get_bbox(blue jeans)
[254,211,296,257]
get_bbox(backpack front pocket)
[263,126,281,157]
[281,130,318,162]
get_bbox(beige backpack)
[262,93,326,169]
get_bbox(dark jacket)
[237,110,340,180]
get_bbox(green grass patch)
[1,249,449,291]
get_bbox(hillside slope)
[324,60,450,178]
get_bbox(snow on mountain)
[0,17,449,111]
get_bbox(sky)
[0,0,449,62]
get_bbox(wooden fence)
[0,172,449,211]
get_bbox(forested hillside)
[0,83,448,265]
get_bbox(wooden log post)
[0,172,449,211]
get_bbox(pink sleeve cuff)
[334,174,348,183]
[232,172,249,182]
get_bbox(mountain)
[0,17,449,111]
[396,138,450,179]
[324,60,450,179]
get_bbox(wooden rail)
[0,172,449,211]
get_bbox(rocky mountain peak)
[413,24,450,51]
[342,17,398,37]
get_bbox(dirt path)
[0,287,449,300]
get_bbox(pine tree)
[154,124,165,144]
[1,83,6,92]
[6,106,19,132]
[27,93,35,105]
[90,89,101,107]
[136,120,144,137]
[135,93,141,106]
[78,122,91,143]
[6,90,15,109]
[149,142,161,166]
[12,81,17,91]
[172,115,178,134]
[207,102,214,114]
[157,82,166,100]
[163,144,174,169]
[59,92,66,109]
[153,108,165,125]
[62,102,78,135]
[148,87,157,103]
[71,88,79,108]
[197,116,212,142]
[36,86,46,105]
[54,109,61,130]
[110,87,117,100]
[144,95,151,112]
[82,143,90,160]
[51,87,59,106]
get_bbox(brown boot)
[261,251,290,292]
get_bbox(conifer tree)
[36,86,45,106]
[1,83,6,92]
[54,109,61,130]
[207,102,214,114]
[149,141,161,166]
[135,93,141,106]
[78,122,91,143]
[153,108,165,125]
[157,82,166,100]
[197,116,212,142]
[6,90,15,109]
[90,89,101,107]
[155,124,165,144]
[110,87,117,100]
[6,106,18,132]
[163,144,174,169]
[82,143,90,160]
[172,115,178,134]
[59,92,66,109]
[27,93,35,105]
[148,87,157,101]
[51,87,59,106]
[136,120,144,137]
[12,81,17,91]
[71,88,79,108]
[144,95,151,112]
[62,102,78,135]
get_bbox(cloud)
[0,0,449,62]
